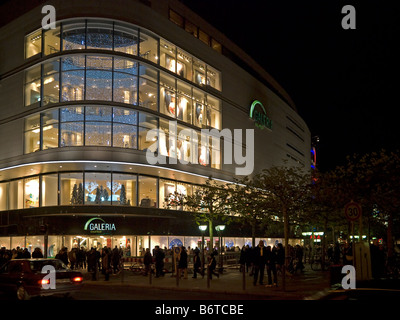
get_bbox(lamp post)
[199,225,207,276]
[215,225,225,273]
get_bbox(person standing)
[253,240,267,285]
[143,248,152,276]
[265,246,278,287]
[178,246,188,279]
[192,249,202,278]
[154,246,165,278]
[208,253,219,279]
[101,247,111,281]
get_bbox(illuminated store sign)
[84,217,116,234]
[249,100,272,130]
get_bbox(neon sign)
[249,100,272,130]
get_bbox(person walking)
[192,249,202,278]
[208,253,219,279]
[275,243,285,275]
[178,246,188,279]
[143,248,152,276]
[253,240,267,285]
[265,246,278,287]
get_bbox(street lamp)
[215,225,225,273]
[199,225,207,276]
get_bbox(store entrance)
[67,235,133,256]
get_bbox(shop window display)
[60,172,83,205]
[159,179,176,209]
[176,80,192,123]
[139,31,158,64]
[114,23,138,55]
[177,49,192,81]
[24,177,39,208]
[138,176,157,208]
[160,40,176,72]
[25,29,42,58]
[86,20,113,50]
[8,180,24,210]
[41,174,58,207]
[85,172,112,205]
[112,174,137,206]
[44,25,61,56]
[24,114,41,153]
[160,72,176,118]
[62,21,86,50]
[24,65,41,107]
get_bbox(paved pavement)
[80,264,332,300]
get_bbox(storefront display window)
[139,31,158,64]
[206,65,221,91]
[177,49,192,81]
[0,183,7,211]
[26,235,44,255]
[114,23,138,55]
[62,21,86,51]
[85,106,112,146]
[42,174,58,206]
[24,65,41,107]
[138,176,157,208]
[177,81,192,123]
[160,39,176,72]
[113,108,138,149]
[60,172,83,205]
[193,58,206,86]
[42,109,59,150]
[24,114,41,153]
[86,20,113,50]
[24,177,39,208]
[206,95,222,130]
[193,88,205,128]
[160,72,176,118]
[61,70,84,101]
[112,174,137,206]
[159,179,176,209]
[85,172,111,205]
[138,112,158,151]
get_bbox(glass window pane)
[0,183,7,211]
[138,176,157,207]
[198,132,210,166]
[60,173,83,205]
[86,20,113,50]
[113,123,137,149]
[85,172,111,205]
[43,59,60,76]
[160,72,176,117]
[44,25,61,55]
[185,21,198,38]
[207,95,222,129]
[139,78,158,111]
[60,106,84,122]
[85,122,111,146]
[139,112,158,129]
[193,89,205,127]
[9,180,24,210]
[193,58,206,86]
[159,179,176,209]
[85,70,112,101]
[86,55,112,70]
[113,107,137,124]
[206,66,221,91]
[199,29,210,46]
[25,30,42,58]
[112,173,137,206]
[25,66,41,107]
[24,130,40,153]
[177,49,193,80]
[62,21,86,50]
[25,114,41,131]
[114,57,137,74]
[160,39,176,72]
[177,81,192,123]
[177,182,192,211]
[42,174,58,206]
[61,56,85,71]
[113,72,138,105]
[43,73,59,105]
[24,177,39,208]
[42,109,59,149]
[114,23,138,55]
[177,125,197,164]
[139,31,158,64]
[138,63,158,82]
[86,106,112,121]
[169,9,184,28]
[159,119,176,158]
[211,38,222,53]
[61,70,84,101]
[60,122,83,147]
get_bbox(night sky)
[182,0,399,172]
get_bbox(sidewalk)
[81,264,332,300]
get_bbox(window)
[61,70,84,101]
[86,20,113,50]
[112,173,137,206]
[60,172,83,205]
[138,112,158,151]
[42,174,58,206]
[60,107,84,147]
[8,180,24,210]
[24,114,41,153]
[138,64,158,111]
[85,56,113,101]
[160,72,176,118]
[114,23,138,55]
[24,66,41,107]
[113,58,138,105]
[44,25,61,55]
[42,60,60,105]
[85,106,112,146]
[62,21,86,50]
[85,172,111,205]
[198,29,210,46]
[176,48,192,81]
[42,109,59,150]
[159,179,176,209]
[193,88,205,128]
[206,95,221,129]
[193,58,206,86]
[211,38,222,53]
[184,21,198,38]
[169,9,184,28]
[25,30,42,58]
[176,80,192,123]
[138,176,157,208]
[139,31,158,64]
[206,66,221,91]
[113,108,138,149]
[24,177,39,208]
[160,39,176,72]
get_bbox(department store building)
[0,0,311,257]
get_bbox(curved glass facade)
[25,19,221,91]
[0,171,204,212]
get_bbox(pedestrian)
[59,247,69,266]
[68,248,77,269]
[192,249,202,278]
[253,240,267,285]
[275,243,285,274]
[154,246,165,278]
[87,248,97,280]
[178,246,188,279]
[101,247,111,281]
[239,245,246,272]
[111,246,121,274]
[208,253,219,279]
[22,248,31,258]
[265,246,277,287]
[143,248,152,276]
[295,244,304,272]
[32,247,43,258]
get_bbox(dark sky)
[182,0,399,171]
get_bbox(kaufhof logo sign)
[84,217,116,234]
[249,100,272,130]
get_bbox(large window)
[85,172,111,205]
[60,172,84,205]
[25,18,221,91]
[24,65,41,107]
[112,173,137,206]
[42,174,58,206]
[138,176,157,208]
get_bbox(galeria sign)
[84,217,116,233]
[249,100,272,130]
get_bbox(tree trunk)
[251,220,256,248]
[208,220,214,251]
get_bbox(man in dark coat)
[253,240,267,285]
[154,246,165,277]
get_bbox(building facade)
[0,0,311,257]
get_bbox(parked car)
[0,258,83,300]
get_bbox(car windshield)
[30,259,68,273]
